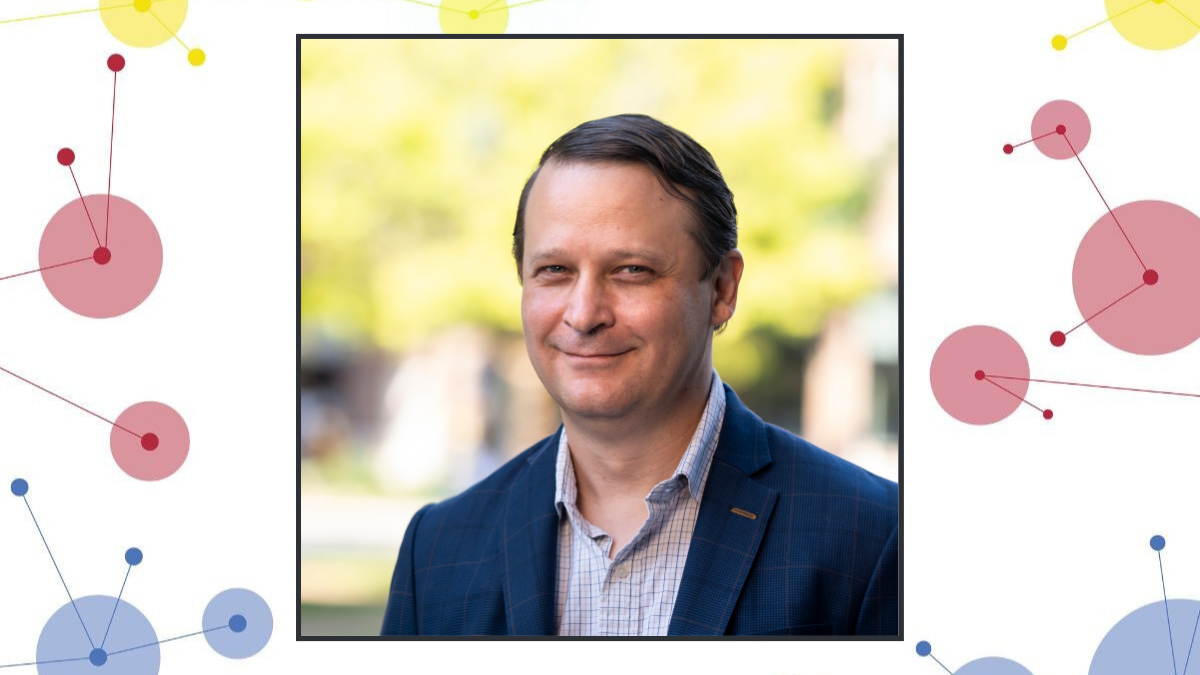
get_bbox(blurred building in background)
[299,38,899,636]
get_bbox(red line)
[990,374,1200,400]
[105,69,117,248]
[1011,130,1058,150]
[1064,281,1145,336]
[1063,134,1148,271]
[0,364,143,438]
[67,165,102,248]
[0,256,91,283]
[984,377,1046,413]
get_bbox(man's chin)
[552,382,638,421]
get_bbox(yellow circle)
[133,0,152,11]
[1051,34,1068,50]
[439,0,507,33]
[1105,0,1200,50]
[100,0,188,48]
[188,48,205,66]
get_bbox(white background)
[4,0,1200,674]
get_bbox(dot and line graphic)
[930,101,1200,424]
[0,55,189,481]
[0,0,205,66]
[3,479,272,673]
[389,0,558,33]
[915,534,1200,675]
[1051,0,1200,51]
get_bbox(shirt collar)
[554,368,726,517]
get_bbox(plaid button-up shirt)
[553,369,726,636]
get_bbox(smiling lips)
[561,348,632,363]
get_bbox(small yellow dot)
[469,9,479,18]
[133,0,152,11]
[188,48,206,66]
[1152,0,1165,4]
[1051,34,1067,50]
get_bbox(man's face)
[520,160,718,421]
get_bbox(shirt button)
[614,563,630,578]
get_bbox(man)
[381,114,898,636]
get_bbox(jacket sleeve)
[380,503,434,635]
[855,522,898,635]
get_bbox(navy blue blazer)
[381,384,898,636]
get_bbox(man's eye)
[623,266,649,274]
[542,265,566,274]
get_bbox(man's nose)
[562,273,615,335]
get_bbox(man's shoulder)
[756,422,897,521]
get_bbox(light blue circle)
[916,641,932,656]
[955,657,1035,675]
[1090,599,1200,675]
[203,589,271,658]
[11,478,28,496]
[1151,535,1166,551]
[125,548,143,566]
[37,595,159,675]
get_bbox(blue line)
[1160,550,1180,675]
[22,495,94,649]
[929,653,954,675]
[1182,608,1200,675]
[100,564,132,649]
[0,655,91,669]
[107,624,228,657]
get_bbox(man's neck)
[563,366,714,506]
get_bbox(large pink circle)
[40,194,162,318]
[930,326,1030,425]
[1073,200,1200,355]
[110,401,190,481]
[1032,100,1091,160]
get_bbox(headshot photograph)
[299,37,900,637]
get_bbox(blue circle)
[1091,599,1200,675]
[11,478,28,497]
[125,548,143,566]
[916,640,932,657]
[955,657,1035,675]
[203,588,271,659]
[1150,535,1166,551]
[37,595,159,675]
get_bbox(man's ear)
[710,249,744,329]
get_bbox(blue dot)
[89,648,107,666]
[916,641,932,657]
[1151,535,1166,551]
[125,547,143,566]
[229,614,247,633]
[10,478,28,497]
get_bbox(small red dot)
[107,54,125,72]
[1043,409,1054,420]
[1050,331,1066,347]
[1003,144,1014,154]
[141,433,159,451]
[1143,269,1159,285]
[93,247,112,265]
[974,370,986,380]
[57,148,75,166]
[1056,124,1067,135]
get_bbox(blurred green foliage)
[300,39,884,388]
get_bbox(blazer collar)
[668,384,779,635]
[501,427,562,636]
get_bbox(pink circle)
[1032,100,1091,160]
[110,402,189,481]
[1073,200,1200,355]
[40,194,162,318]
[930,326,1030,425]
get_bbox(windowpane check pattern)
[553,369,726,636]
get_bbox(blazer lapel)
[501,427,561,635]
[669,385,778,636]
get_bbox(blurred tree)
[300,39,884,389]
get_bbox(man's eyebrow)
[527,248,667,266]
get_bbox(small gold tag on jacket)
[731,507,756,520]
